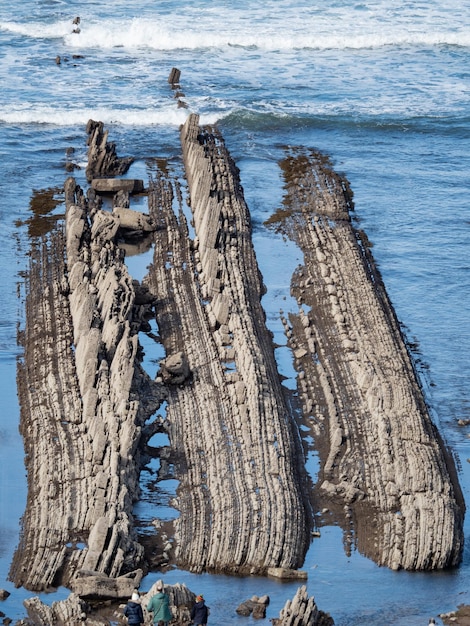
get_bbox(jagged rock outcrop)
[272,149,464,570]
[11,178,164,592]
[168,67,181,86]
[142,113,311,575]
[86,119,134,182]
[23,594,92,626]
[21,583,195,626]
[272,585,334,626]
[13,100,464,623]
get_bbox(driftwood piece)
[11,177,164,592]
[271,585,334,626]
[272,149,464,570]
[143,113,311,575]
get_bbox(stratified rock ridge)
[272,585,334,626]
[11,178,164,592]
[273,148,464,570]
[12,114,311,594]
[85,119,134,182]
[12,101,464,612]
[143,113,311,575]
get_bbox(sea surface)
[1,1,470,624]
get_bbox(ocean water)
[1,1,470,624]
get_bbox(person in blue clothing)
[190,594,209,625]
[123,591,144,625]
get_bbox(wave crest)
[2,16,469,51]
[0,104,191,127]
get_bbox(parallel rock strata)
[13,106,462,612]
[11,178,163,592]
[86,119,134,182]
[142,113,310,575]
[273,149,464,570]
[272,585,334,626]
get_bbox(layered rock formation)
[143,113,311,574]
[12,102,465,615]
[22,582,195,626]
[272,149,464,570]
[11,178,164,592]
[272,585,334,626]
[12,116,311,595]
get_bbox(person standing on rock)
[190,594,210,625]
[124,591,144,626]
[147,580,172,626]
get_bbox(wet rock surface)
[440,605,470,625]
[144,114,311,575]
[10,87,465,622]
[11,177,165,592]
[270,148,464,570]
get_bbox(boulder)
[91,178,144,194]
[70,569,143,599]
[113,207,157,233]
[160,352,190,385]
[236,596,270,619]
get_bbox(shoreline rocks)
[271,148,465,570]
[11,74,465,620]
[11,177,165,593]
[144,113,312,574]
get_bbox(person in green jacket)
[147,580,172,626]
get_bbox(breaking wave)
[2,15,470,51]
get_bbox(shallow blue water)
[1,1,470,624]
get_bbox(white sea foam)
[0,19,76,39]
[0,104,190,127]
[63,18,470,51]
[3,9,470,52]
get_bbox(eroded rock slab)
[271,148,464,570]
[142,114,311,575]
[11,178,164,592]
